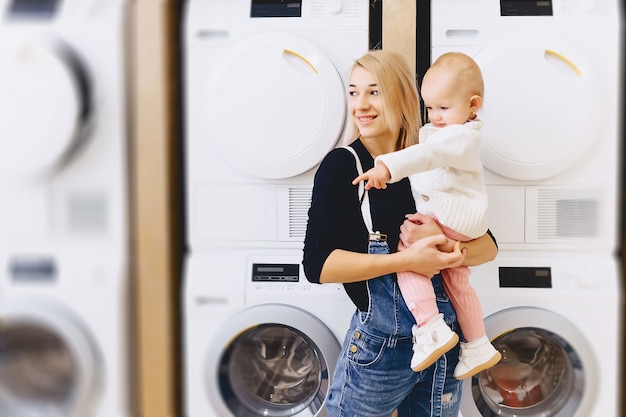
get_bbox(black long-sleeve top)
[303,140,417,311]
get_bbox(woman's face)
[348,66,390,142]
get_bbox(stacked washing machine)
[181,1,369,416]
[429,1,622,416]
[0,1,132,416]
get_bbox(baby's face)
[421,79,474,128]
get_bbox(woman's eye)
[348,91,357,96]
[370,90,379,96]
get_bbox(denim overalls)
[325,148,463,417]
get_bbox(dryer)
[431,0,622,252]
[461,252,621,417]
[182,1,369,416]
[184,0,369,251]
[0,0,131,416]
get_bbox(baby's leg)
[397,271,439,327]
[441,266,485,342]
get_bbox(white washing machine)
[182,1,368,416]
[0,0,131,416]
[184,248,355,417]
[460,252,622,416]
[431,0,622,253]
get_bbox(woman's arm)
[319,235,465,284]
[399,212,497,267]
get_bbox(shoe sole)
[454,351,503,380]
[411,333,459,372]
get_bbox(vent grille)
[286,187,312,240]
[537,189,599,240]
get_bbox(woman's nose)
[355,95,370,109]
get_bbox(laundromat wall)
[131,1,417,417]
[130,1,625,417]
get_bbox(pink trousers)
[397,222,485,342]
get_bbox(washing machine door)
[205,32,346,179]
[206,303,340,416]
[461,307,596,417]
[0,299,101,417]
[473,35,605,181]
[0,32,91,181]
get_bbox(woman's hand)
[399,234,466,278]
[399,213,447,248]
[400,212,498,267]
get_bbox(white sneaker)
[454,335,502,380]
[410,314,459,372]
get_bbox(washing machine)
[184,248,355,417]
[182,1,368,416]
[0,0,131,416]
[431,0,622,253]
[458,252,622,416]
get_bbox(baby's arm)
[352,162,391,190]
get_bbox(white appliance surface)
[183,1,368,416]
[184,0,369,252]
[431,0,621,253]
[184,249,355,417]
[460,252,621,417]
[0,0,131,416]
[430,2,622,416]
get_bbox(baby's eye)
[348,90,357,96]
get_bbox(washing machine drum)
[208,304,340,417]
[475,328,576,416]
[0,33,91,181]
[468,307,594,417]
[0,301,101,417]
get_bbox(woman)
[302,50,498,417]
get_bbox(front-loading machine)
[428,2,622,416]
[182,1,369,416]
[431,0,622,253]
[0,0,132,416]
[184,248,355,417]
[461,252,621,417]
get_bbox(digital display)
[7,0,59,19]
[9,256,57,282]
[251,0,302,18]
[252,263,300,282]
[500,0,553,16]
[499,266,552,288]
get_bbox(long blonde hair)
[347,50,421,150]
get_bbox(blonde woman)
[303,50,498,417]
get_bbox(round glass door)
[0,301,101,417]
[219,324,327,416]
[206,303,340,417]
[473,328,579,416]
[205,32,346,179]
[466,307,594,417]
[0,33,91,181]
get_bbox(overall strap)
[342,146,386,242]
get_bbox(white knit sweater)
[375,120,488,238]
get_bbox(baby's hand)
[352,163,391,190]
